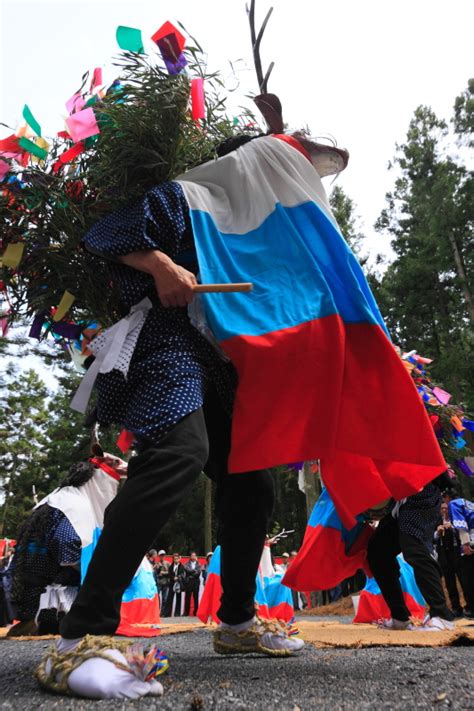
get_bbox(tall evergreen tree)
[375,96,473,409]
[0,369,50,536]
[330,185,364,254]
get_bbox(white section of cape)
[35,468,119,548]
[176,135,337,234]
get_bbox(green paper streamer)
[84,135,99,149]
[116,26,145,54]
[22,104,41,136]
[18,137,48,160]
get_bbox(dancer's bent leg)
[367,515,409,622]
[60,409,209,639]
[399,532,454,622]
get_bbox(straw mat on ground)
[298,619,474,648]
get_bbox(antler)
[90,422,104,457]
[247,1,285,134]
[247,0,274,93]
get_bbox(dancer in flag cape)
[8,455,126,637]
[198,539,294,625]
[353,554,426,624]
[39,80,446,703]
[287,475,455,631]
[1,5,449,700]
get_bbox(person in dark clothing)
[165,554,185,617]
[154,550,170,612]
[0,553,15,627]
[367,478,455,631]
[448,498,474,617]
[434,502,463,616]
[184,552,202,616]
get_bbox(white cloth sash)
[70,297,152,414]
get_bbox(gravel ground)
[0,626,473,710]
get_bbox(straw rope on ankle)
[35,635,132,695]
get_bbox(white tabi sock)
[51,636,164,699]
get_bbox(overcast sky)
[1,0,472,260]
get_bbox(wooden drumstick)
[192,282,253,293]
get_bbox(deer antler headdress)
[248,1,349,176]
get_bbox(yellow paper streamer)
[1,242,25,268]
[31,137,50,164]
[53,291,76,321]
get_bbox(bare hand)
[462,543,473,556]
[152,257,197,308]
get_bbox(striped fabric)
[178,136,445,527]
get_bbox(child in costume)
[9,455,125,636]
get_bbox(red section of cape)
[283,523,372,592]
[224,317,445,527]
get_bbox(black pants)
[184,585,199,616]
[60,390,274,637]
[367,514,454,622]
[438,548,461,612]
[165,587,182,617]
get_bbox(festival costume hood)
[177,135,446,527]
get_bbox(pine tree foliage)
[0,370,50,536]
[329,185,365,254]
[375,91,473,410]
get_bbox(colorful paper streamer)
[53,291,76,321]
[22,104,41,136]
[191,78,205,121]
[29,312,46,339]
[433,386,452,405]
[1,242,25,269]
[116,25,144,53]
[66,92,86,115]
[18,137,47,160]
[65,107,100,143]
[455,459,473,477]
[53,141,86,172]
[90,67,103,93]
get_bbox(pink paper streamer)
[0,317,8,337]
[0,158,10,180]
[191,78,205,121]
[65,107,100,142]
[66,93,86,115]
[433,386,452,405]
[90,67,103,93]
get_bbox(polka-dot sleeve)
[48,513,82,566]
[83,181,192,261]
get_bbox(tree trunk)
[204,476,213,554]
[302,462,322,609]
[303,462,319,520]
[0,471,14,537]
[447,232,474,324]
